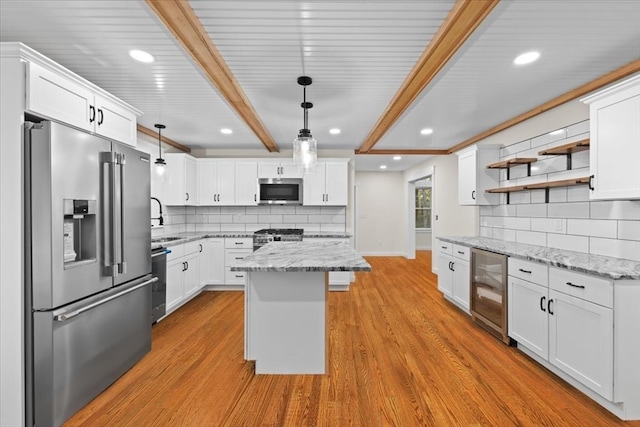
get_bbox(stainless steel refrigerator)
[24,120,156,427]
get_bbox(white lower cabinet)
[223,238,253,288]
[437,240,470,313]
[165,242,202,314]
[200,238,225,286]
[508,260,614,401]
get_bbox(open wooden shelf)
[538,138,590,156]
[485,176,591,203]
[486,158,537,169]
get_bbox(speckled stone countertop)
[230,240,371,272]
[439,236,640,280]
[151,231,351,249]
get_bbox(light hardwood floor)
[65,252,640,426]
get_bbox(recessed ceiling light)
[420,128,433,135]
[220,128,233,135]
[393,156,402,160]
[129,49,155,63]
[379,165,387,169]
[329,128,341,135]
[514,51,540,65]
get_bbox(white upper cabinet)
[164,153,198,206]
[456,145,500,205]
[303,160,349,206]
[258,159,303,179]
[26,61,138,147]
[582,75,640,200]
[235,161,258,205]
[197,159,235,205]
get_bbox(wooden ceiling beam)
[144,0,279,152]
[137,124,191,153]
[357,0,500,153]
[447,59,640,154]
[354,149,448,155]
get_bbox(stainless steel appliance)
[258,178,303,205]
[24,120,156,427]
[253,228,304,251]
[151,246,169,323]
[470,248,510,344]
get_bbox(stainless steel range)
[253,228,303,251]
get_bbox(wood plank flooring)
[65,252,640,426]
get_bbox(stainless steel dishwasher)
[151,247,170,323]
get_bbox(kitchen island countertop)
[231,240,371,272]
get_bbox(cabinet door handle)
[235,275,244,278]
[89,105,96,123]
[199,244,203,253]
[566,281,585,289]
[235,257,244,260]
[254,194,257,202]
[441,246,448,250]
[182,262,187,271]
[471,190,476,200]
[185,261,189,270]
[588,175,594,191]
[457,251,465,255]
[518,268,532,274]
[547,299,554,315]
[186,192,189,201]
[97,108,104,125]
[235,242,243,245]
[540,296,546,312]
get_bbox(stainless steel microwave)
[258,178,303,205]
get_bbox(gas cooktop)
[253,228,304,250]
[254,228,304,236]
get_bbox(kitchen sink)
[151,236,183,244]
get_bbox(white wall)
[416,231,432,249]
[355,171,406,255]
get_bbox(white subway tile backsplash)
[618,221,640,241]
[571,151,589,169]
[516,204,547,218]
[480,227,492,238]
[196,206,221,214]
[531,218,566,234]
[185,206,196,215]
[308,214,340,224]
[481,216,505,228]
[221,206,246,214]
[508,191,531,205]
[547,187,567,203]
[209,214,233,223]
[567,186,590,202]
[504,217,531,230]
[547,233,589,253]
[493,204,517,217]
[566,121,589,137]
[301,224,321,232]
[501,139,531,156]
[516,230,547,246]
[321,206,347,215]
[591,201,640,220]
[296,206,321,214]
[590,237,640,262]
[269,205,297,214]
[185,223,196,232]
[245,224,263,232]
[233,214,258,223]
[320,224,346,233]
[220,224,246,232]
[195,223,221,232]
[530,190,547,204]
[480,206,493,216]
[567,219,617,238]
[548,202,590,219]
[245,206,271,214]
[492,228,516,241]
[531,130,566,148]
[258,214,283,223]
[283,214,308,223]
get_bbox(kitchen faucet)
[151,197,164,226]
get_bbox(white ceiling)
[1,1,639,171]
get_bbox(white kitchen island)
[231,240,371,374]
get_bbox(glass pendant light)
[154,123,166,176]
[292,76,317,173]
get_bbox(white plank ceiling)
[1,0,639,171]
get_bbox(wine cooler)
[470,248,510,344]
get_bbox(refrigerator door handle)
[117,152,127,275]
[101,152,118,276]
[53,277,158,321]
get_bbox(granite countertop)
[230,240,371,272]
[439,236,640,280]
[151,231,351,249]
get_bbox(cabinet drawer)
[549,267,613,308]
[438,240,453,256]
[166,244,184,262]
[225,268,246,284]
[225,238,253,249]
[184,240,203,256]
[225,248,252,266]
[509,258,548,286]
[452,244,470,261]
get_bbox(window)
[415,187,432,229]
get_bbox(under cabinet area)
[437,240,470,313]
